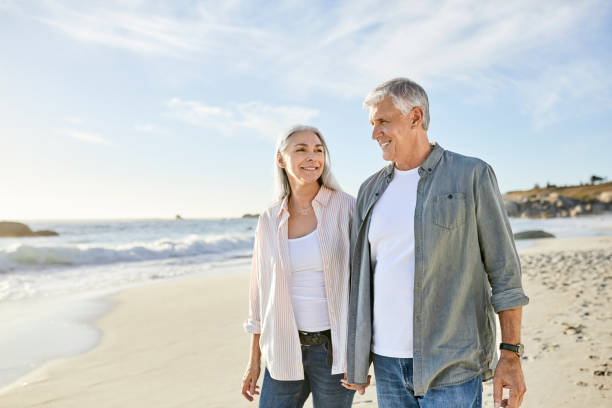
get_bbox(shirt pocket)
[433,192,466,229]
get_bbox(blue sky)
[1,0,611,219]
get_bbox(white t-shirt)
[288,230,331,332]
[368,166,419,358]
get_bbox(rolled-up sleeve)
[475,164,529,313]
[243,218,262,334]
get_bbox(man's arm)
[474,163,529,408]
[494,307,526,408]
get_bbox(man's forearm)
[498,307,522,358]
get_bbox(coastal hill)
[503,181,612,218]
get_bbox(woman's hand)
[341,373,371,395]
[241,362,261,401]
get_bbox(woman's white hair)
[363,77,430,130]
[274,124,342,200]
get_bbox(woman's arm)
[241,334,262,401]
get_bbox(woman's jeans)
[259,343,354,408]
[373,353,482,408]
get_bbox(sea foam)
[0,234,253,273]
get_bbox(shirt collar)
[384,142,444,177]
[277,185,332,218]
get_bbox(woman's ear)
[276,152,285,168]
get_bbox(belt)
[298,329,332,365]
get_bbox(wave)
[0,234,254,272]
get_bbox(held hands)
[241,362,261,402]
[340,373,371,395]
[493,352,526,408]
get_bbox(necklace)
[290,199,312,216]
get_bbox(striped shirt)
[244,186,355,380]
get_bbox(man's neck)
[394,135,432,171]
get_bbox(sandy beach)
[1,235,610,407]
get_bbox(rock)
[599,191,612,203]
[0,221,59,238]
[242,213,259,219]
[0,221,33,237]
[504,199,521,217]
[175,214,183,220]
[514,230,556,240]
[34,230,59,236]
[591,202,606,214]
[570,205,584,217]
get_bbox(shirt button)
[448,194,453,199]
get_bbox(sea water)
[0,218,257,300]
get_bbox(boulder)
[0,221,59,237]
[34,230,59,237]
[504,199,521,217]
[598,191,612,204]
[591,202,606,215]
[514,230,556,240]
[570,205,584,217]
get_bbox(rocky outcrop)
[0,221,59,237]
[514,230,555,240]
[503,192,612,219]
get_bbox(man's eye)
[296,148,304,152]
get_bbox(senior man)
[341,78,528,408]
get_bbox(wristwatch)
[499,343,525,357]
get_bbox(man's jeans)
[373,353,482,407]
[259,343,354,408]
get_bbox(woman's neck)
[288,181,321,208]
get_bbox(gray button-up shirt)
[346,143,529,396]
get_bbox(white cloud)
[61,129,113,146]
[165,98,319,139]
[14,0,612,127]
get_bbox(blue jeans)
[259,343,354,408]
[373,353,482,407]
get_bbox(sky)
[1,0,611,219]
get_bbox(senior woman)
[241,125,356,407]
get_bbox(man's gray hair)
[363,78,430,131]
[274,125,342,200]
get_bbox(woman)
[241,125,356,407]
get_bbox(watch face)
[517,344,525,357]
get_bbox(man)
[341,78,529,408]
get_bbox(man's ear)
[276,152,285,168]
[411,107,424,129]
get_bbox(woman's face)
[278,130,325,187]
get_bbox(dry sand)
[0,236,610,407]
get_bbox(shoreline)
[0,236,610,407]
[0,257,251,391]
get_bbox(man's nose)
[372,126,380,140]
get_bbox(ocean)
[0,218,257,301]
[2,215,612,301]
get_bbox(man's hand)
[340,373,371,395]
[493,352,526,407]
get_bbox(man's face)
[369,96,416,163]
